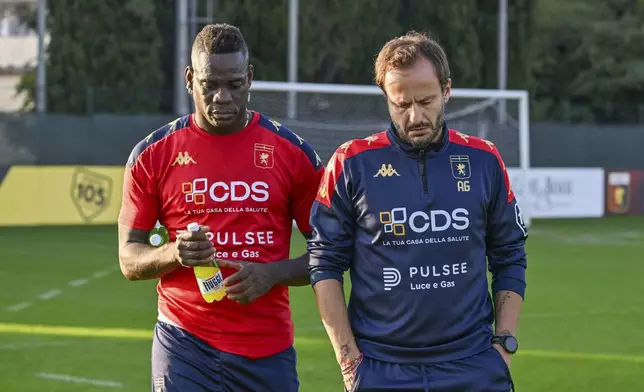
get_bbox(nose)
[408,103,423,125]
[213,88,233,104]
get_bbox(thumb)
[217,259,245,270]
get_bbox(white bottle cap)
[149,234,162,246]
[187,222,200,232]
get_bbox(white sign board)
[506,168,605,218]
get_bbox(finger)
[224,278,252,295]
[222,268,251,286]
[229,289,261,305]
[179,253,215,267]
[245,292,259,304]
[180,249,215,261]
[181,256,216,267]
[226,287,255,304]
[183,231,210,241]
[192,257,219,267]
[178,240,213,251]
[217,259,246,270]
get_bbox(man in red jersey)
[117,23,323,392]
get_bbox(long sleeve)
[307,151,355,285]
[485,151,528,299]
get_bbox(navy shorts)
[151,321,299,392]
[349,347,514,392]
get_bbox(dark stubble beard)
[394,103,446,149]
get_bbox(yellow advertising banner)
[0,166,125,226]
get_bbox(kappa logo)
[455,132,470,143]
[339,140,353,153]
[291,131,305,145]
[172,152,196,166]
[364,135,379,145]
[483,140,495,151]
[374,164,400,177]
[269,118,281,131]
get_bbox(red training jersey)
[118,112,324,358]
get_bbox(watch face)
[505,336,519,353]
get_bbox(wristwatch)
[492,335,519,354]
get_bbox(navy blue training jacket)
[307,123,528,365]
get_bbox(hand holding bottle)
[174,224,216,267]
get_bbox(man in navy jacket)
[307,31,528,392]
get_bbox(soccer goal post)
[250,81,531,227]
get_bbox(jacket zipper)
[419,149,428,195]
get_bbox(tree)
[18,0,164,114]
[298,0,402,84]
[532,0,644,122]
[213,0,290,81]
[399,0,483,89]
[208,0,402,84]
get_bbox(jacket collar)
[386,121,449,157]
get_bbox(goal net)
[249,81,531,227]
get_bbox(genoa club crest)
[254,143,274,169]
[608,185,630,214]
[607,171,631,214]
[450,155,471,179]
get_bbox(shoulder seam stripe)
[127,115,190,167]
[315,131,390,208]
[256,114,323,170]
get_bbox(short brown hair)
[374,31,450,91]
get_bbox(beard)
[393,105,445,149]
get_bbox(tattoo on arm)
[493,290,522,336]
[495,291,513,308]
[340,344,350,361]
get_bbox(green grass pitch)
[1,216,643,391]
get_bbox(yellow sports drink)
[187,222,226,303]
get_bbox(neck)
[195,110,250,136]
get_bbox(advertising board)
[0,165,611,225]
[0,166,125,226]
[507,168,605,219]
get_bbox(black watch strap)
[492,335,519,354]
